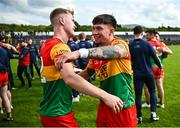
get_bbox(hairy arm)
[88,44,128,59]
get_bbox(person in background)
[28,38,40,79]
[129,26,161,124]
[77,32,93,70]
[0,38,18,90]
[0,39,19,113]
[0,45,13,121]
[17,41,32,89]
[142,29,162,108]
[143,31,173,109]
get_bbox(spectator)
[0,45,13,121]
[28,38,40,79]
[143,31,173,109]
[77,33,92,70]
[17,41,32,89]
[129,26,161,124]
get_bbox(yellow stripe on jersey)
[41,42,72,81]
[94,59,131,81]
[50,43,71,61]
[106,59,131,78]
[41,65,63,81]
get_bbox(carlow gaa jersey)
[87,38,135,109]
[148,40,163,67]
[40,38,73,116]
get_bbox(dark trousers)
[72,89,79,98]
[17,65,32,88]
[30,61,40,78]
[8,66,15,90]
[133,75,157,117]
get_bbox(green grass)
[0,45,180,127]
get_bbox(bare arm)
[156,41,173,55]
[60,63,124,113]
[163,47,173,55]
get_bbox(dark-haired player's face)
[92,24,113,44]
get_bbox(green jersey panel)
[40,80,73,116]
[100,73,135,109]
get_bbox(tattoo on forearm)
[88,44,128,59]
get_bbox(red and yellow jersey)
[87,38,135,109]
[147,39,164,67]
[40,38,70,81]
[40,38,73,117]
[148,39,161,48]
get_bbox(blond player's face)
[64,13,76,38]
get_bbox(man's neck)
[53,28,69,43]
[134,34,143,39]
[102,36,114,46]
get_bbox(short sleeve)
[50,43,71,65]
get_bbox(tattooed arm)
[56,44,128,70]
[88,44,128,59]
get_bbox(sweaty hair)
[50,8,74,25]
[133,25,144,35]
[92,14,117,29]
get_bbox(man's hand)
[102,93,124,114]
[156,47,164,53]
[56,51,80,70]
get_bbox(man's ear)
[59,16,65,25]
[111,27,115,33]
[109,26,115,35]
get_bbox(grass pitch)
[0,45,180,127]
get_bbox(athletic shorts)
[152,67,164,79]
[0,72,8,87]
[40,112,79,127]
[96,102,137,127]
